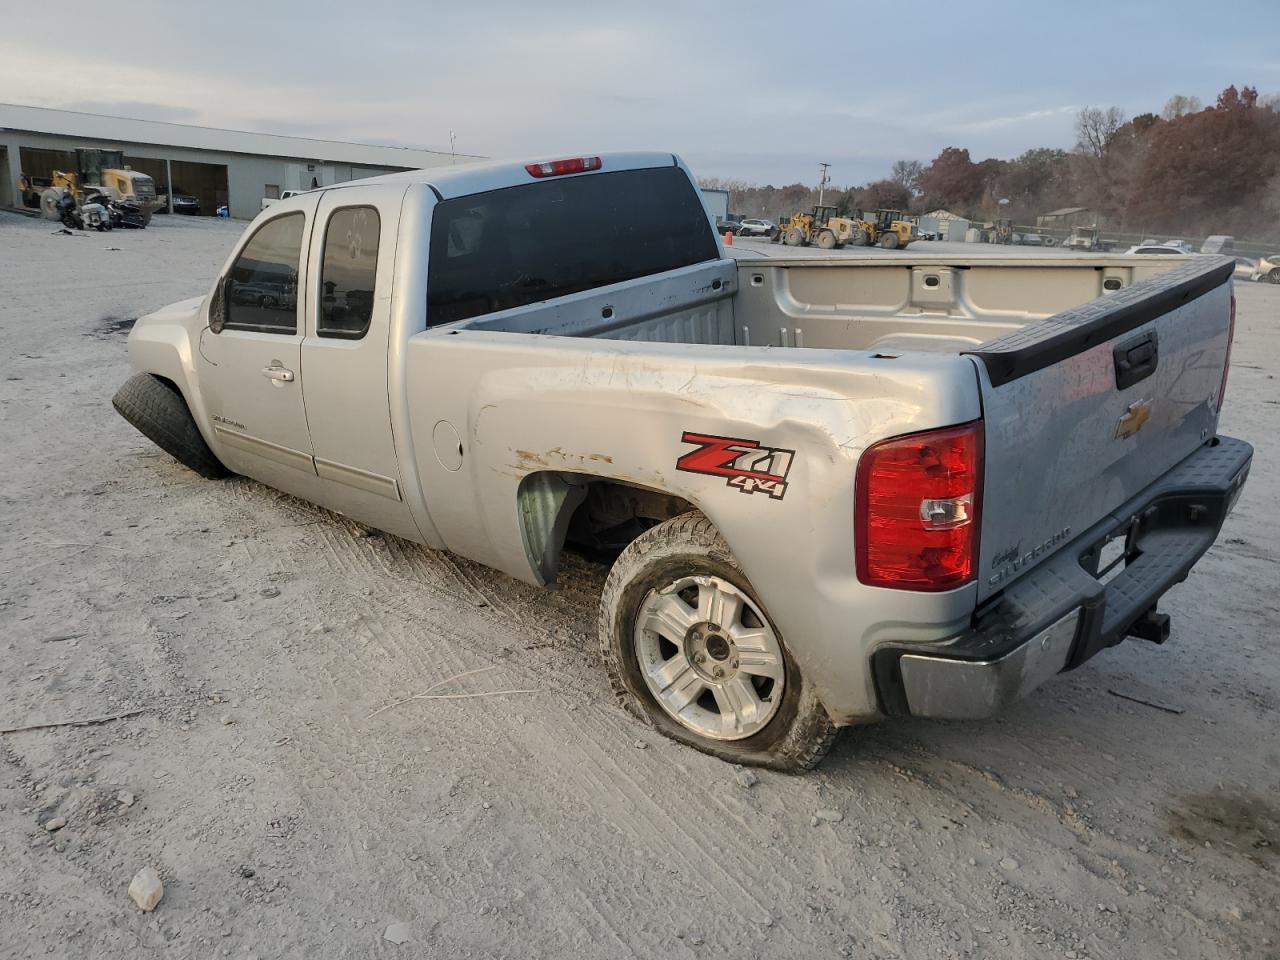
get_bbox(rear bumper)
[873,436,1252,720]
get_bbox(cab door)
[198,198,324,503]
[299,185,421,540]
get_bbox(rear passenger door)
[300,185,421,540]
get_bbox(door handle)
[262,365,295,382]
[1113,331,1158,390]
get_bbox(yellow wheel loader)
[780,205,868,249]
[37,150,157,224]
[866,209,912,249]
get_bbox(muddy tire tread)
[598,513,838,772]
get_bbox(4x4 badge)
[676,432,794,500]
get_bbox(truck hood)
[133,296,205,337]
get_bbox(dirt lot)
[1,211,1277,959]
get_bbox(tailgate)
[967,257,1235,603]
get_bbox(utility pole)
[817,162,831,206]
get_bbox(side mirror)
[210,275,231,333]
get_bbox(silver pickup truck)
[114,152,1251,770]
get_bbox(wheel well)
[517,473,697,585]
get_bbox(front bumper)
[873,436,1252,720]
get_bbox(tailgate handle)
[1114,331,1159,389]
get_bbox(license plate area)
[1082,521,1139,585]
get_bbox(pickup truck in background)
[114,152,1251,770]
[261,189,306,212]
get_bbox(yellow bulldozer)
[773,205,870,249]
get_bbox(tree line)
[701,86,1280,240]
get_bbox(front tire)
[598,514,837,771]
[785,228,805,246]
[879,231,900,249]
[112,373,230,480]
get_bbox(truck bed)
[452,254,1215,357]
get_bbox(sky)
[1,0,1277,188]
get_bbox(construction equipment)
[865,209,912,249]
[1063,225,1103,251]
[777,205,869,249]
[38,150,157,225]
[987,218,1014,245]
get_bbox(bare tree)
[1161,95,1203,120]
[1074,106,1127,160]
[890,160,923,195]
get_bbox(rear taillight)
[855,421,984,591]
[1218,292,1236,412]
[524,156,603,178]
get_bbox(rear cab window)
[426,166,719,326]
[318,206,381,339]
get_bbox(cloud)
[953,105,1080,132]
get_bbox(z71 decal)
[676,432,794,500]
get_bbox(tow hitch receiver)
[1128,607,1171,644]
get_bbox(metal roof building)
[0,103,483,219]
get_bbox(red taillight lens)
[524,156,603,178]
[1218,292,1235,413]
[855,421,984,591]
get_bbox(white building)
[700,188,729,223]
[0,103,483,219]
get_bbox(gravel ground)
[1,210,1277,959]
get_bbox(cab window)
[225,213,304,333]
[318,206,381,339]
[426,166,718,326]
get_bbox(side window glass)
[226,213,304,333]
[319,206,381,340]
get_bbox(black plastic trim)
[965,258,1234,387]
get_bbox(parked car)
[157,186,201,215]
[716,218,742,236]
[1233,257,1257,280]
[1017,233,1045,246]
[1124,244,1187,255]
[1163,240,1196,254]
[112,151,1250,771]
[736,218,774,237]
[1251,254,1280,283]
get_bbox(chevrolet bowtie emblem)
[1115,399,1153,439]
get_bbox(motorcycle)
[104,196,148,229]
[53,188,112,232]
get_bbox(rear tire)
[599,513,838,772]
[816,230,836,250]
[879,231,900,249]
[112,373,230,480]
[854,228,870,246]
[1269,270,1280,285]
